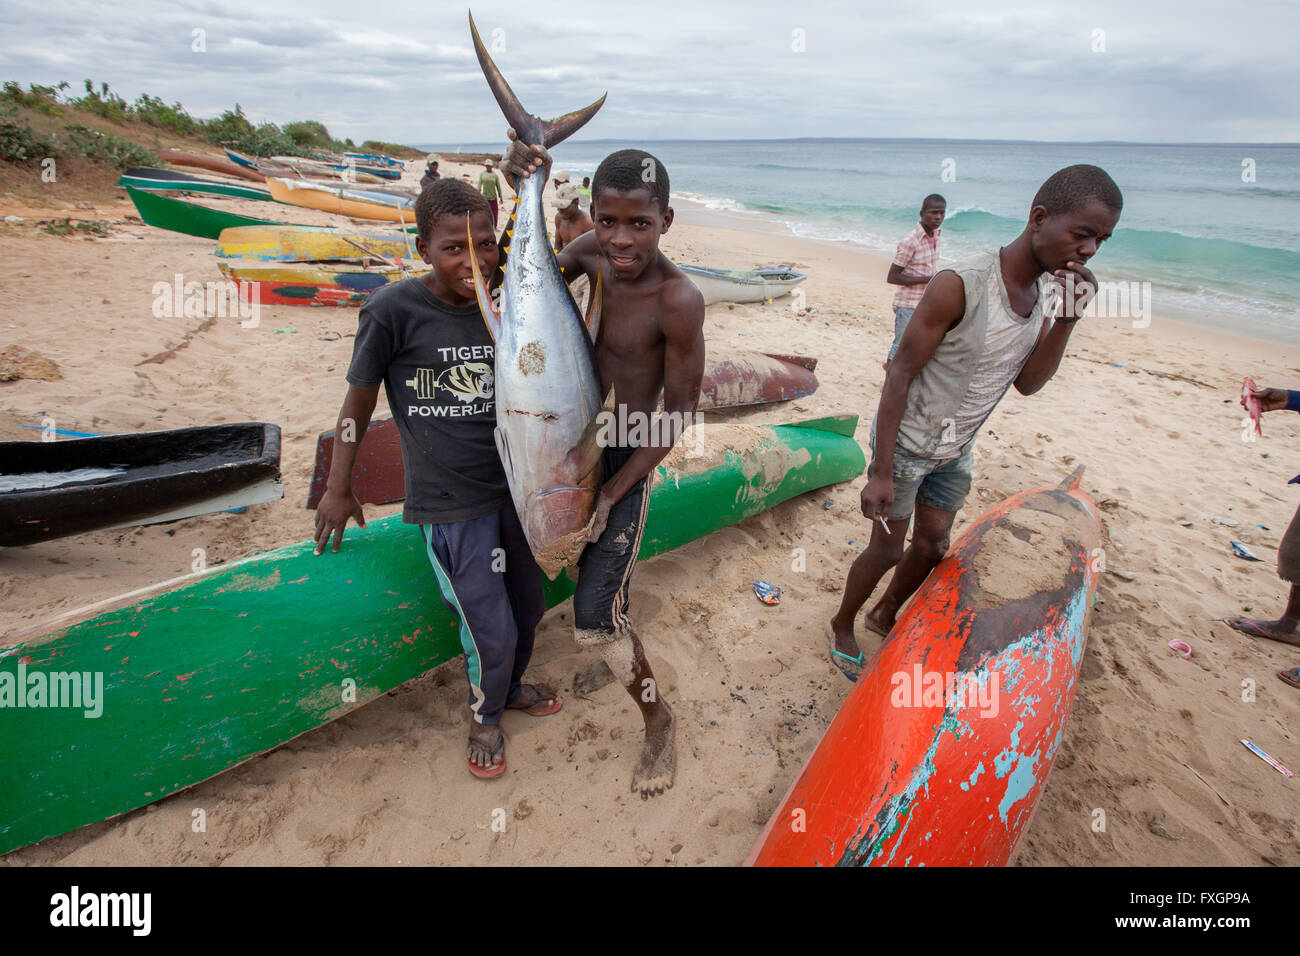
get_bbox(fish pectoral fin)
[561,386,616,484]
[467,213,501,341]
[584,268,603,343]
[495,426,514,482]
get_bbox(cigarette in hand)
[875,514,891,536]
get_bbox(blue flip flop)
[827,622,863,682]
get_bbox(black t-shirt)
[346,277,508,524]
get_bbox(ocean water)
[422,139,1300,343]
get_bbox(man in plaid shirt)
[886,194,946,364]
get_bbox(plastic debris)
[823,499,833,510]
[1211,516,1239,527]
[752,581,780,605]
[1240,739,1293,778]
[1167,639,1192,659]
[1230,541,1262,561]
[1257,523,1270,531]
[274,327,298,334]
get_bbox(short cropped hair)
[922,193,946,208]
[1032,165,1123,217]
[416,178,491,242]
[593,149,670,212]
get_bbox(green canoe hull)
[0,418,864,854]
[125,185,286,239]
[124,186,421,240]
[118,176,276,203]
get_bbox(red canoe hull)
[304,349,820,508]
[748,472,1101,866]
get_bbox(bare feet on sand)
[632,703,675,798]
[1226,616,1300,648]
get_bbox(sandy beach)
[1,154,1298,867]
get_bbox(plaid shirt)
[891,222,940,309]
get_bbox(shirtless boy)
[503,135,706,797]
[829,165,1123,679]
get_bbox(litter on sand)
[752,581,780,605]
[1211,515,1239,527]
[1240,739,1293,778]
[1167,639,1193,659]
[1230,541,1262,561]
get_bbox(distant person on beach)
[1225,382,1300,690]
[421,157,440,188]
[828,165,1122,681]
[885,195,946,366]
[503,134,706,797]
[579,176,592,212]
[314,179,560,780]
[478,162,503,226]
[552,182,593,251]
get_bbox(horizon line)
[417,136,1300,148]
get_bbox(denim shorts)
[889,306,915,359]
[868,436,973,520]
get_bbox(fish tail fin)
[467,213,501,341]
[469,11,605,148]
[585,268,603,342]
[1058,464,1087,491]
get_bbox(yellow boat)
[215,225,421,264]
[265,178,418,224]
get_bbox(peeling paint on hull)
[747,474,1101,867]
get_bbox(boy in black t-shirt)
[314,179,561,780]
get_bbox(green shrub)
[1,80,66,115]
[283,120,332,150]
[43,218,110,237]
[132,94,198,135]
[63,125,155,167]
[70,79,129,123]
[0,107,60,163]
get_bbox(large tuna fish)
[466,12,610,578]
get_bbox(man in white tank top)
[828,165,1123,680]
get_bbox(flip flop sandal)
[468,732,506,779]
[827,621,863,682]
[509,685,563,716]
[1278,668,1300,690]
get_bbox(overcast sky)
[1,0,1296,144]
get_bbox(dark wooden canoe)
[0,424,281,547]
[306,349,819,508]
[158,149,267,183]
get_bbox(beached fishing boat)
[215,224,421,263]
[125,186,289,239]
[266,178,417,224]
[0,424,282,548]
[679,264,807,305]
[118,169,275,203]
[0,416,865,855]
[225,149,387,185]
[273,155,401,180]
[305,348,821,507]
[747,467,1101,867]
[217,259,423,307]
[158,149,266,183]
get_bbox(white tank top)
[931,252,1043,458]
